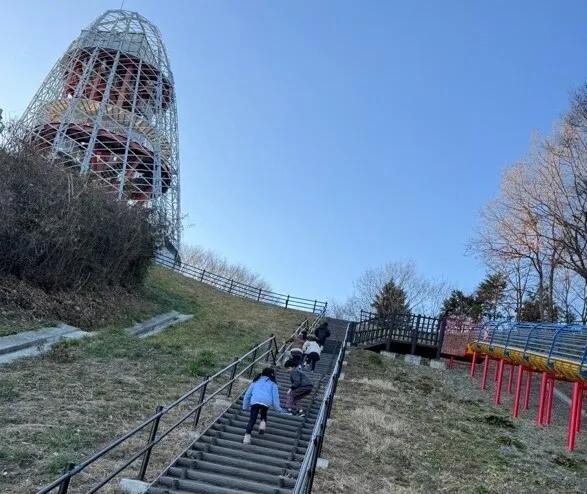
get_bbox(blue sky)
[2,1,587,304]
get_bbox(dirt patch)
[314,350,587,494]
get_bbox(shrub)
[0,147,161,291]
[44,340,79,363]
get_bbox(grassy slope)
[0,266,311,494]
[0,266,201,337]
[314,350,587,494]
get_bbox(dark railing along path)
[350,310,446,358]
[155,253,327,314]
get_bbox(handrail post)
[271,338,279,365]
[285,295,290,309]
[57,463,75,494]
[248,346,259,378]
[411,314,421,355]
[137,405,163,482]
[385,315,394,351]
[436,318,447,360]
[265,335,274,362]
[307,436,321,493]
[313,300,317,312]
[347,322,356,346]
[193,377,210,429]
[226,358,239,397]
[228,280,234,294]
[200,269,206,282]
[257,287,262,301]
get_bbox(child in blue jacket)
[242,367,285,444]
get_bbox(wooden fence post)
[411,315,421,355]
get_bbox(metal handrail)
[292,322,351,493]
[154,252,327,313]
[36,323,302,494]
[352,310,444,351]
[277,308,326,365]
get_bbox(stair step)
[167,460,296,488]
[198,436,304,460]
[157,472,292,494]
[188,442,302,468]
[152,477,257,494]
[203,430,309,452]
[210,423,309,445]
[228,407,318,424]
[216,417,313,437]
[177,453,298,479]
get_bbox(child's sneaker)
[243,433,251,445]
[297,410,306,417]
[259,420,266,435]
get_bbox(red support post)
[449,356,454,369]
[481,355,490,391]
[470,352,477,377]
[524,371,532,410]
[546,376,554,425]
[577,385,584,434]
[568,382,581,451]
[494,359,505,405]
[537,372,548,426]
[513,365,524,418]
[507,364,515,394]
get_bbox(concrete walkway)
[0,324,88,364]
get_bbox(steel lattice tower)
[17,9,181,248]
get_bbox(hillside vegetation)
[315,350,587,494]
[0,266,311,494]
[0,146,163,337]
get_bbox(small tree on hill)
[371,278,409,317]
[440,290,481,320]
[475,273,507,320]
[518,289,561,322]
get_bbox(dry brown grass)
[314,350,587,494]
[0,266,311,493]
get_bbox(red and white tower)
[18,9,181,247]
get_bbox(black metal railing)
[350,310,447,357]
[293,322,351,493]
[155,252,327,314]
[36,315,317,494]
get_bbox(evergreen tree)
[440,290,481,320]
[518,289,561,322]
[371,278,409,317]
[474,273,507,320]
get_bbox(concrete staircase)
[148,319,348,494]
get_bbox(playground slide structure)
[464,321,587,451]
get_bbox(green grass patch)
[0,381,19,402]
[184,350,218,377]
[43,454,74,475]
[0,440,37,467]
[478,414,515,429]
[39,427,92,451]
[497,435,526,451]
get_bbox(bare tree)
[181,244,272,291]
[333,260,453,319]
[469,156,561,321]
